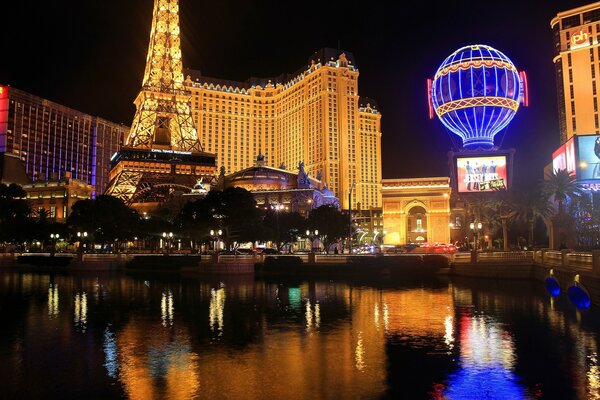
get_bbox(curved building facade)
[184,48,382,210]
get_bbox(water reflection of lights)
[209,287,225,334]
[47,283,59,318]
[444,315,454,351]
[103,327,118,379]
[161,290,174,327]
[446,314,526,399]
[355,331,365,371]
[374,303,380,330]
[305,300,321,330]
[588,352,600,399]
[383,302,389,333]
[74,292,88,332]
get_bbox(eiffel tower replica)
[105,0,216,209]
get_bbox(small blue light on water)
[567,285,591,310]
[544,277,561,297]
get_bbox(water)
[0,272,599,400]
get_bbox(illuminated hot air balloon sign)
[428,45,528,149]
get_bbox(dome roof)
[321,184,335,198]
[229,166,293,182]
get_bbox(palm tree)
[541,169,582,214]
[541,169,583,249]
[512,189,554,247]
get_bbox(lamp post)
[76,231,88,260]
[469,221,483,251]
[306,229,319,253]
[348,182,357,254]
[209,229,222,254]
[162,232,173,254]
[49,233,59,255]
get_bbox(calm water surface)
[0,271,599,399]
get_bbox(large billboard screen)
[552,137,576,176]
[456,155,508,192]
[576,135,600,182]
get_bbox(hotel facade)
[0,85,127,193]
[184,48,382,210]
[552,1,600,143]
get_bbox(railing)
[451,251,534,264]
[452,252,472,263]
[566,252,593,270]
[478,251,533,262]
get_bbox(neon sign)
[150,149,192,155]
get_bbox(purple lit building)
[0,85,127,193]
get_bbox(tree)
[177,187,262,250]
[67,195,140,250]
[512,189,554,247]
[263,211,306,251]
[542,169,583,215]
[0,183,31,244]
[307,205,349,254]
[541,169,583,249]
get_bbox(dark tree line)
[0,185,351,253]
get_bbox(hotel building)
[184,48,382,210]
[552,2,600,143]
[0,85,127,193]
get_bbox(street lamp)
[469,222,483,250]
[50,233,60,255]
[76,231,88,257]
[209,229,222,253]
[162,232,174,254]
[306,229,319,253]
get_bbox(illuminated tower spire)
[126,0,201,152]
[104,0,216,205]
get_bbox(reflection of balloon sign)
[429,45,527,149]
[544,276,561,297]
[567,275,591,310]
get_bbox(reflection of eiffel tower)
[105,0,216,207]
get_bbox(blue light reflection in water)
[103,326,118,379]
[445,314,527,400]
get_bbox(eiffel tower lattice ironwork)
[105,0,216,205]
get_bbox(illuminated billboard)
[552,137,576,176]
[455,156,508,192]
[576,135,600,182]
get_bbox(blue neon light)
[431,45,522,149]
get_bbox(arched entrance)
[407,206,427,244]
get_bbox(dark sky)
[0,0,592,188]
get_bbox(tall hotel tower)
[184,48,382,210]
[552,2,600,143]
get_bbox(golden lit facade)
[185,49,382,210]
[105,0,216,205]
[552,2,600,143]
[382,177,451,245]
[22,172,94,222]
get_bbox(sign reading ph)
[571,29,591,49]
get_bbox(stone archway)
[406,205,428,244]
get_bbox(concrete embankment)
[450,250,600,307]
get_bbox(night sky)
[1,1,592,188]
